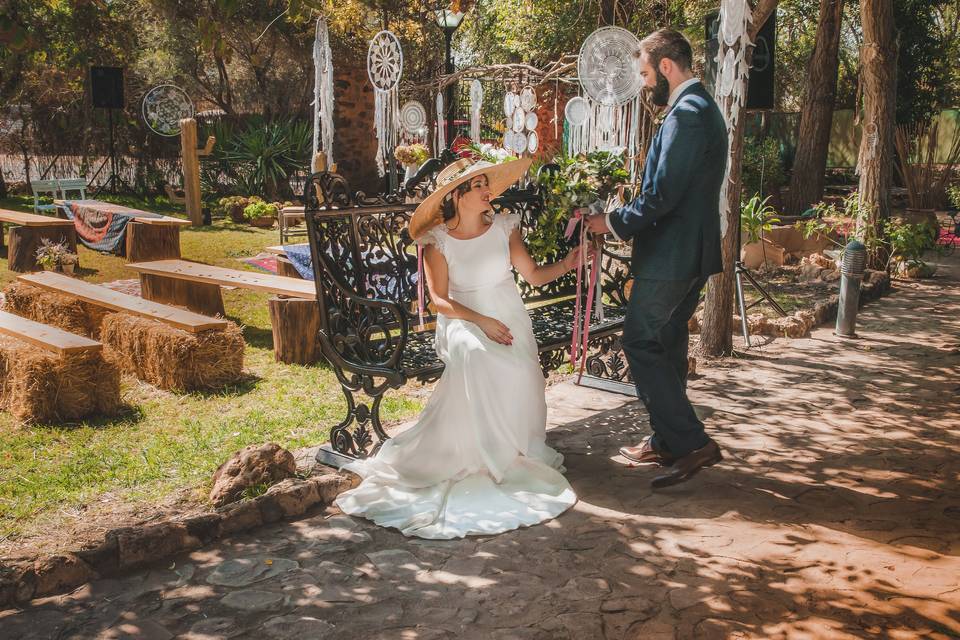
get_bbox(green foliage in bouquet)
[531,151,629,262]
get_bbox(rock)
[206,557,299,587]
[687,356,697,377]
[798,263,825,282]
[116,522,201,570]
[265,478,320,519]
[209,443,297,507]
[220,588,286,611]
[687,313,701,334]
[263,615,336,639]
[101,619,174,640]
[801,252,836,269]
[33,554,96,598]
[218,498,264,534]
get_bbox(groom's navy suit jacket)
[608,81,728,280]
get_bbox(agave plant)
[740,193,780,245]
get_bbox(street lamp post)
[435,9,465,149]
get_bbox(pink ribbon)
[566,209,602,382]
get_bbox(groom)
[586,29,728,488]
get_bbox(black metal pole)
[107,107,117,194]
[444,28,455,148]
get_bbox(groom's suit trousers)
[621,276,709,458]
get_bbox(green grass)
[0,195,424,542]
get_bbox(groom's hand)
[585,214,610,235]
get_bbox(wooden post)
[268,297,323,365]
[275,256,303,279]
[180,118,216,227]
[139,273,225,317]
[125,222,181,262]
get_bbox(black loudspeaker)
[704,11,775,110]
[90,66,124,109]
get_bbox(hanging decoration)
[399,101,428,143]
[502,86,539,156]
[142,85,194,137]
[311,17,336,171]
[367,30,404,176]
[469,79,483,141]
[569,27,645,180]
[436,92,446,153]
[712,0,752,238]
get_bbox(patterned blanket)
[59,200,164,254]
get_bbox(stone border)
[0,470,359,609]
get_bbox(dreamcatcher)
[568,27,645,180]
[312,17,335,171]
[400,101,428,143]
[367,30,403,176]
[501,86,540,156]
[141,85,194,137]
[713,0,752,237]
[469,79,483,142]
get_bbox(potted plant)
[35,239,79,274]
[243,198,279,228]
[219,196,251,224]
[740,194,781,267]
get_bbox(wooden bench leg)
[8,225,78,272]
[125,221,181,262]
[139,273,225,316]
[267,296,323,365]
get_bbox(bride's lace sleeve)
[415,226,447,256]
[500,213,522,236]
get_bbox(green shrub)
[242,199,278,221]
[741,137,786,202]
[741,194,780,244]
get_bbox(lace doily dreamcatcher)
[367,30,403,176]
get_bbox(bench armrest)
[318,286,409,386]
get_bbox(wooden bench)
[0,310,120,422]
[10,271,244,392]
[0,208,78,272]
[301,170,634,466]
[264,245,306,279]
[54,199,190,262]
[0,309,101,356]
[125,259,320,364]
[17,271,229,333]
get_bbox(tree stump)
[268,297,323,365]
[275,256,303,280]
[8,225,78,273]
[125,222,181,263]
[139,274,225,317]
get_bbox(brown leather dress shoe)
[651,439,722,488]
[619,437,675,466]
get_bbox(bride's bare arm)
[423,245,513,345]
[508,229,592,287]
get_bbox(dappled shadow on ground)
[2,258,958,639]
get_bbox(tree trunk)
[786,0,844,216]
[857,0,897,269]
[698,0,779,357]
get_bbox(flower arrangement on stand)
[35,239,79,274]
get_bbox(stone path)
[2,256,958,639]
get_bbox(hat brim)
[409,157,534,240]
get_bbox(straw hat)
[408,157,533,240]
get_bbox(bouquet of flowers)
[395,143,430,166]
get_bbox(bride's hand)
[562,244,597,271]
[477,316,513,346]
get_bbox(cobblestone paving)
[2,258,958,639]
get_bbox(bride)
[335,157,591,539]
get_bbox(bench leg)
[267,296,323,365]
[315,379,392,468]
[139,273,225,316]
[126,221,181,262]
[8,225,78,272]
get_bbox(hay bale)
[100,314,244,392]
[0,336,121,424]
[3,282,109,338]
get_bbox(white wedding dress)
[335,213,576,539]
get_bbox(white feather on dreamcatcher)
[312,17,335,171]
[713,0,753,238]
[470,80,483,142]
[436,92,446,153]
[367,30,403,176]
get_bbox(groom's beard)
[649,70,671,107]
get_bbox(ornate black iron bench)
[303,170,637,467]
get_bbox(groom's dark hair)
[637,29,693,72]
